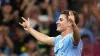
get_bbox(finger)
[19,22,26,28]
[28,18,30,23]
[21,17,27,22]
[69,11,73,16]
[19,22,23,26]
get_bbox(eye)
[59,18,63,21]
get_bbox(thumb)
[24,28,28,31]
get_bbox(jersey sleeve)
[53,37,57,45]
[53,35,60,45]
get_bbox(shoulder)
[53,35,61,44]
[55,35,61,39]
[66,33,73,39]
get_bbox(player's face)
[56,14,68,32]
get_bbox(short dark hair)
[61,10,79,25]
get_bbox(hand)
[19,17,31,30]
[68,11,75,26]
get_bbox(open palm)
[68,11,75,25]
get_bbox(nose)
[56,20,59,24]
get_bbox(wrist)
[72,23,78,29]
[24,26,32,31]
[27,26,32,30]
[23,24,31,29]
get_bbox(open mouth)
[57,24,61,27]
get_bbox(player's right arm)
[19,17,54,46]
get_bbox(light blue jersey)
[54,33,83,56]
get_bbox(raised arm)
[19,17,54,46]
[68,11,81,46]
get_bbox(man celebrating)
[19,10,82,56]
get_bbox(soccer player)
[19,10,83,56]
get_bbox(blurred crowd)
[0,0,100,56]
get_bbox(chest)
[54,37,71,54]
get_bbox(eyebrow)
[59,18,62,19]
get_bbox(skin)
[19,11,80,46]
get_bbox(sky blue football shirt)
[54,33,83,56]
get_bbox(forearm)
[26,27,51,44]
[72,23,81,45]
[19,17,54,46]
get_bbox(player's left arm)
[72,22,80,46]
[68,11,81,46]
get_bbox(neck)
[61,27,72,38]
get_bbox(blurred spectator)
[0,25,13,56]
[78,12,95,44]
[38,0,53,23]
[80,28,94,44]
[81,34,94,56]
[78,12,85,28]
[1,3,13,25]
[79,0,100,38]
[48,47,54,56]
[93,37,100,56]
[20,35,40,56]
[36,0,53,36]
[52,0,68,22]
[11,25,26,55]
[11,0,22,10]
[22,0,36,18]
[1,3,19,27]
[20,0,40,31]
[29,6,40,29]
[90,2,100,37]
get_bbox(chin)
[56,29,62,32]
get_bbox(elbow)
[73,39,80,46]
[73,36,81,46]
